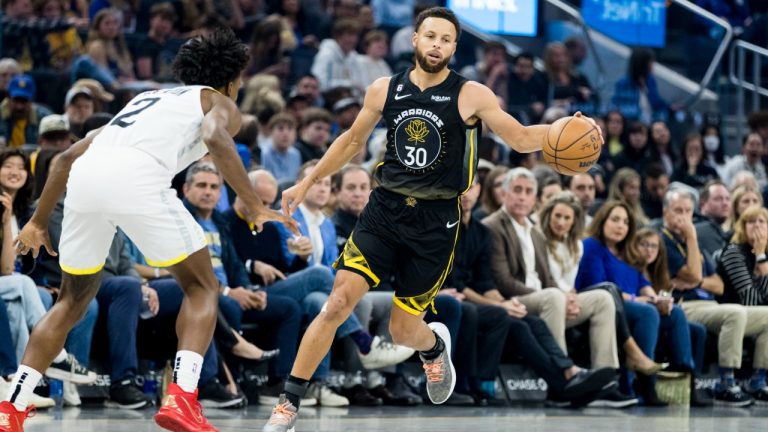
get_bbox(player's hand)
[281,181,311,216]
[251,208,300,236]
[15,221,56,258]
[573,111,604,149]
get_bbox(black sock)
[419,331,445,361]
[284,375,309,409]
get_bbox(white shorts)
[58,189,207,275]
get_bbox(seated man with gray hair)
[482,167,619,371]
[660,187,768,406]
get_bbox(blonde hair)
[732,206,768,254]
[86,8,133,76]
[726,185,763,231]
[539,191,584,270]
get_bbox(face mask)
[703,135,719,152]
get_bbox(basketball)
[542,116,602,175]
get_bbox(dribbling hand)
[573,111,605,148]
[251,208,301,237]
[281,182,310,217]
[15,221,56,258]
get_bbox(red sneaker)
[154,384,218,432]
[0,401,34,432]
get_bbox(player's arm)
[282,77,387,215]
[461,81,547,153]
[31,128,101,227]
[201,90,298,234]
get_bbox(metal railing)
[729,39,768,142]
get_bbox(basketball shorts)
[334,187,461,316]
[58,188,207,275]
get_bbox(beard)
[414,47,450,74]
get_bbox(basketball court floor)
[21,405,768,432]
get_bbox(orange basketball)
[542,116,602,175]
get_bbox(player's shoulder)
[460,80,493,97]
[363,76,393,110]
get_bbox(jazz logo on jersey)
[405,119,429,144]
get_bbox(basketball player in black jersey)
[263,7,603,431]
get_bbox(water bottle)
[144,361,158,402]
[49,379,63,408]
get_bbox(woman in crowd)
[725,185,763,236]
[575,201,673,405]
[613,121,654,175]
[635,228,710,405]
[541,193,660,400]
[610,48,670,124]
[474,166,508,221]
[85,8,136,83]
[649,121,676,176]
[543,42,595,110]
[671,133,719,189]
[702,123,726,170]
[607,168,649,226]
[247,15,294,79]
[720,206,768,306]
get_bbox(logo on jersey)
[393,112,445,171]
[431,95,451,102]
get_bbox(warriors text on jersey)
[375,69,480,200]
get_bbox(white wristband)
[153,267,161,278]
[757,254,768,263]
[245,259,253,274]
[222,286,231,297]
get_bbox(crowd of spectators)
[2,0,768,413]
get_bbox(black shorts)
[334,187,461,316]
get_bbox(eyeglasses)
[637,242,659,250]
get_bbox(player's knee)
[320,291,352,324]
[389,318,415,346]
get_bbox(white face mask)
[704,135,720,152]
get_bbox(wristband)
[222,286,231,297]
[153,267,161,278]
[758,254,768,264]
[245,259,253,274]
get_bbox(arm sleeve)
[575,238,609,291]
[721,245,768,306]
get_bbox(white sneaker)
[62,381,81,406]
[0,375,55,409]
[306,383,349,407]
[359,336,415,370]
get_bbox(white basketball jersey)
[88,85,212,175]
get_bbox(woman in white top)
[539,191,663,385]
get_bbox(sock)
[172,350,203,393]
[719,367,735,389]
[419,331,445,361]
[53,349,67,364]
[750,369,767,391]
[6,366,42,412]
[285,375,309,409]
[350,330,374,355]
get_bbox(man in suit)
[482,167,618,368]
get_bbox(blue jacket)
[282,207,338,270]
[183,199,250,288]
[610,74,669,123]
[575,237,650,296]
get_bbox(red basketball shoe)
[154,384,218,432]
[0,401,34,432]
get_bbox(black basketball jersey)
[374,69,480,200]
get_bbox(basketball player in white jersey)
[0,28,296,432]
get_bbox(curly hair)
[172,27,250,90]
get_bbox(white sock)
[6,366,42,411]
[53,349,67,363]
[173,350,203,393]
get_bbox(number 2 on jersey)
[110,97,161,128]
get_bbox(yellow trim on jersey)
[60,262,105,275]
[393,297,423,316]
[146,253,189,268]
[461,127,477,195]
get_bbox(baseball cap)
[332,97,361,114]
[71,78,114,102]
[39,114,70,136]
[64,86,93,107]
[8,74,35,100]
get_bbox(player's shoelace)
[423,359,445,383]
[267,402,295,425]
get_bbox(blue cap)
[8,74,36,100]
